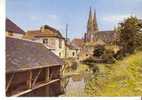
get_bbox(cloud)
[47,14,57,20]
[102,14,131,23]
[29,16,39,21]
[123,0,142,2]
[29,14,58,21]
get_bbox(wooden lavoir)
[6,37,64,97]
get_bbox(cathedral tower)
[84,7,98,42]
[93,9,98,32]
[87,7,94,34]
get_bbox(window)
[72,52,75,56]
[43,39,48,44]
[59,52,61,57]
[59,39,62,48]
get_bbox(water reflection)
[65,74,85,95]
[61,73,91,96]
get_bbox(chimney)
[40,25,45,32]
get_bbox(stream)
[60,72,91,96]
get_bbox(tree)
[117,16,141,54]
[93,45,105,57]
[134,20,142,49]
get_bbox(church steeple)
[87,7,93,34]
[93,9,98,32]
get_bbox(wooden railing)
[6,68,61,97]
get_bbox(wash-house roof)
[6,37,64,73]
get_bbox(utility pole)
[65,24,68,58]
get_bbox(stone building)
[66,42,80,59]
[24,25,66,58]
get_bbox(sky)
[6,0,142,39]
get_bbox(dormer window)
[43,39,48,44]
[72,52,75,56]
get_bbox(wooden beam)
[32,69,41,87]
[26,70,32,89]
[6,73,15,92]
[45,68,50,95]
[45,68,49,82]
[12,79,60,97]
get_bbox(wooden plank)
[12,79,60,97]
[6,73,15,92]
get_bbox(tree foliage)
[117,16,142,54]
[93,45,105,57]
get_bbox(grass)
[85,51,142,96]
[75,64,89,73]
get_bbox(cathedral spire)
[93,9,98,32]
[87,7,93,34]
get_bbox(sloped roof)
[6,18,25,34]
[6,37,64,73]
[71,38,84,48]
[65,39,80,50]
[66,43,79,50]
[26,25,64,39]
[94,31,117,43]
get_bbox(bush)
[93,45,105,57]
[82,57,96,65]
[82,57,99,74]
[102,49,115,64]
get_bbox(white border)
[0,0,6,99]
[0,0,141,100]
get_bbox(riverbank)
[85,51,142,96]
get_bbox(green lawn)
[85,51,142,96]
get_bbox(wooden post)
[26,70,32,89]
[45,68,49,82]
[45,68,50,96]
